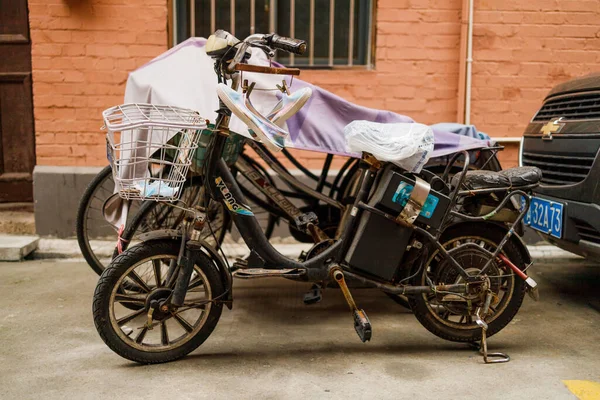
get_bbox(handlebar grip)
[268,34,307,55]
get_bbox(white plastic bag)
[344,121,434,173]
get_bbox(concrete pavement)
[1,257,599,399]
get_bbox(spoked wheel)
[93,240,224,364]
[409,223,527,342]
[76,166,144,275]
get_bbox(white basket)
[103,103,207,202]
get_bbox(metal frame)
[205,132,533,293]
[200,33,535,289]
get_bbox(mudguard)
[137,229,233,309]
[440,221,532,265]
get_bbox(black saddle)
[451,166,542,190]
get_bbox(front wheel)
[409,223,527,343]
[93,240,224,364]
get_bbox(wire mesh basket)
[103,103,207,202]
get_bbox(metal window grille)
[173,0,373,67]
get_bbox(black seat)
[451,166,542,190]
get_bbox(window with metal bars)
[172,0,374,67]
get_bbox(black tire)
[409,223,527,343]
[93,240,224,364]
[76,166,125,275]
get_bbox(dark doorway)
[0,0,35,202]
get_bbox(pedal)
[303,284,322,305]
[353,309,372,342]
[232,268,306,279]
[331,267,372,342]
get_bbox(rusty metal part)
[303,239,335,261]
[232,268,306,279]
[145,306,155,331]
[276,79,291,95]
[475,291,510,364]
[331,267,372,342]
[362,153,382,170]
[306,223,330,243]
[479,328,510,364]
[398,177,431,225]
[342,270,472,296]
[331,268,358,311]
[235,63,301,76]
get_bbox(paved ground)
[1,257,599,399]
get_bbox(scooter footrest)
[303,285,322,305]
[353,309,372,342]
[232,268,306,279]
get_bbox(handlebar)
[226,32,307,74]
[265,34,307,56]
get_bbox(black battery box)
[371,169,451,230]
[345,168,451,281]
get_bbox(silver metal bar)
[229,0,235,36]
[309,0,314,66]
[250,0,255,34]
[190,0,195,37]
[230,0,235,36]
[269,0,275,33]
[366,0,373,67]
[348,0,354,66]
[210,0,215,33]
[172,0,178,46]
[329,0,334,66]
[289,0,295,65]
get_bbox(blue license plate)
[522,196,564,238]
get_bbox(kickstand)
[479,327,510,364]
[474,296,510,364]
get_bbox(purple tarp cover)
[125,37,492,159]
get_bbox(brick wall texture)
[29,0,167,166]
[29,0,600,168]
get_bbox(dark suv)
[520,72,600,260]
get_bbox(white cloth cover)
[344,121,434,173]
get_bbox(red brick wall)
[304,0,462,125]
[29,0,600,169]
[469,0,600,167]
[292,0,463,169]
[29,0,167,166]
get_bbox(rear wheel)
[409,223,527,342]
[93,240,224,364]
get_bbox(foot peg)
[331,267,372,342]
[303,284,322,305]
[231,258,248,272]
[232,268,306,279]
